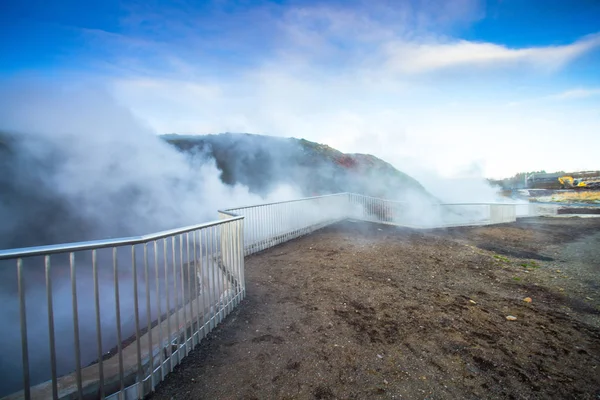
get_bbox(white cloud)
[384,33,600,74]
[547,87,600,100]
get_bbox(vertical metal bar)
[283,203,287,241]
[268,204,272,244]
[192,231,201,342]
[273,205,277,243]
[179,233,188,355]
[222,223,229,314]
[271,204,275,242]
[186,232,193,349]
[70,253,83,399]
[230,222,237,309]
[291,203,295,236]
[235,220,242,303]
[218,224,224,315]
[230,222,237,306]
[254,207,257,251]
[131,245,143,398]
[246,209,250,251]
[163,238,172,371]
[250,208,254,252]
[239,219,246,300]
[278,204,282,242]
[258,206,262,251]
[216,225,223,322]
[255,207,259,251]
[221,224,228,314]
[203,228,211,329]
[45,255,58,400]
[203,228,210,334]
[267,205,271,249]
[258,206,261,250]
[224,223,231,313]
[256,207,260,251]
[143,243,154,391]
[17,258,30,400]
[172,236,180,363]
[92,250,104,398]
[238,219,244,299]
[258,207,269,250]
[211,225,218,323]
[113,247,125,394]
[153,240,164,381]
[219,224,225,315]
[210,226,219,325]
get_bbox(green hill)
[162,133,430,201]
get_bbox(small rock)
[383,379,388,385]
[523,297,532,303]
[506,315,517,321]
[377,354,384,359]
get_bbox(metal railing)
[0,216,244,400]
[0,192,550,400]
[347,194,521,228]
[223,193,349,255]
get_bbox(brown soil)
[148,217,600,400]
[558,207,600,215]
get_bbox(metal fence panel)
[0,217,244,400]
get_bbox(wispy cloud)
[546,87,600,100]
[384,33,600,74]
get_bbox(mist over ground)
[0,84,304,250]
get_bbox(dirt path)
[149,218,600,400]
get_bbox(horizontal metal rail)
[0,217,243,260]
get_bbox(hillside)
[162,133,430,200]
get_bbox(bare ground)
[148,217,600,400]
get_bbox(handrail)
[0,193,530,260]
[223,192,349,211]
[0,216,243,260]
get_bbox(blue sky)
[1,0,600,179]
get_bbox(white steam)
[0,81,301,245]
